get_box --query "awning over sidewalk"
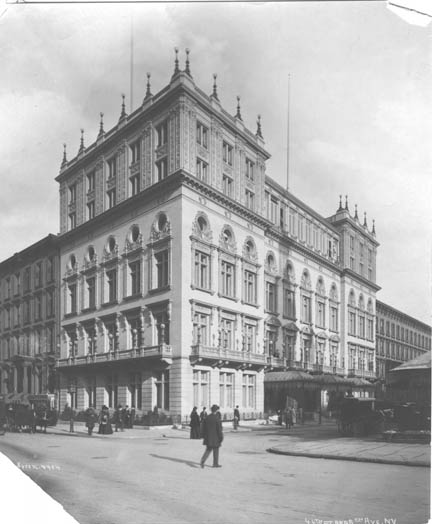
[265,371,374,391]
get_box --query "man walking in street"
[200,404,223,468]
[233,405,240,430]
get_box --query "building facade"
[0,235,60,397]
[375,300,431,384]
[54,53,380,420]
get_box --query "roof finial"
[145,72,152,100]
[338,194,343,211]
[235,96,242,120]
[61,143,67,167]
[98,112,104,138]
[256,114,263,138]
[344,195,349,211]
[372,219,376,236]
[78,129,85,154]
[363,211,368,228]
[211,73,219,101]
[173,47,179,75]
[185,48,191,76]
[119,93,127,121]
[354,204,359,221]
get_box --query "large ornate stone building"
[375,300,431,383]
[53,52,380,420]
[0,235,60,397]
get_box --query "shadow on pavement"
[149,453,200,469]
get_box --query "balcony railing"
[266,355,286,369]
[190,344,266,368]
[58,344,172,368]
[348,368,376,379]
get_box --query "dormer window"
[130,140,141,164]
[245,158,254,180]
[223,141,233,165]
[87,172,95,192]
[108,156,117,179]
[156,121,168,147]
[69,184,76,204]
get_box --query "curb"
[267,447,430,468]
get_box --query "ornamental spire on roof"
[372,219,376,236]
[338,194,343,212]
[78,129,85,154]
[256,114,263,138]
[98,112,105,139]
[144,72,152,100]
[173,47,180,76]
[185,48,192,77]
[61,143,67,167]
[235,96,242,120]
[119,93,127,121]
[354,204,359,221]
[363,212,368,228]
[344,195,349,211]
[211,73,219,101]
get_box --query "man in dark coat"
[200,404,223,468]
[233,406,240,430]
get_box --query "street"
[0,426,429,524]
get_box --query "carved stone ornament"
[316,278,326,297]
[242,236,258,263]
[329,284,338,301]
[283,262,296,284]
[124,233,143,254]
[300,271,312,291]
[150,212,171,242]
[192,212,213,242]
[265,251,278,274]
[219,225,237,253]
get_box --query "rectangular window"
[219,372,233,408]
[69,184,76,204]
[193,312,210,345]
[46,257,54,283]
[193,370,209,409]
[24,267,31,292]
[130,140,141,164]
[367,318,374,341]
[24,300,30,324]
[244,270,257,304]
[35,262,43,288]
[196,158,208,182]
[196,122,208,149]
[265,281,277,313]
[87,277,96,309]
[106,375,118,409]
[301,295,311,323]
[155,250,169,289]
[222,174,233,197]
[349,311,356,335]
[107,188,116,209]
[156,371,169,410]
[270,197,278,224]
[46,290,54,318]
[330,306,338,331]
[129,260,141,296]
[130,174,140,196]
[194,251,210,290]
[242,374,256,408]
[316,300,325,328]
[156,121,168,147]
[106,269,117,303]
[129,372,142,410]
[221,260,235,298]
[244,323,256,352]
[87,201,95,220]
[155,311,170,345]
[283,287,295,319]
[245,158,254,180]
[220,317,234,349]
[359,315,365,338]
[87,377,97,408]
[108,156,117,179]
[156,158,168,181]
[87,171,95,192]
[223,141,233,165]
[69,283,77,314]
[245,189,255,210]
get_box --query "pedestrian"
[277,409,283,426]
[200,404,223,468]
[189,407,201,439]
[85,407,97,436]
[114,405,124,432]
[98,405,112,434]
[291,406,297,426]
[130,407,135,429]
[233,405,240,430]
[199,407,207,437]
[284,407,293,430]
[69,409,75,433]
[124,405,131,429]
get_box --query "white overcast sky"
[0,1,430,324]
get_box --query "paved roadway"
[0,426,429,524]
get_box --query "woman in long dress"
[189,407,201,439]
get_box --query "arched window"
[348,289,356,307]
[316,277,326,296]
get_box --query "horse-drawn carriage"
[337,397,384,437]
[0,393,57,433]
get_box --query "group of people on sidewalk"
[189,405,241,439]
[80,405,135,436]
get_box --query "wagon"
[337,397,383,437]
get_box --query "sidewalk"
[266,421,431,467]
